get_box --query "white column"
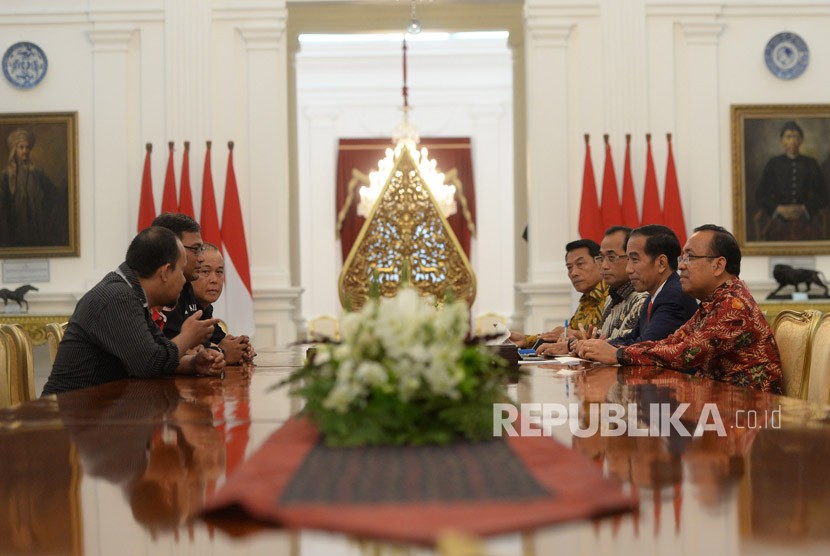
[299,106,341,319]
[523,17,572,285]
[87,28,135,281]
[237,13,301,348]
[238,18,291,290]
[679,22,726,229]
[164,0,212,154]
[468,102,514,319]
[600,0,648,187]
[508,32,528,331]
[518,7,575,332]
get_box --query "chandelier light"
[357,36,457,219]
[406,0,421,34]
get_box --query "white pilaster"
[164,0,212,145]
[87,28,135,281]
[600,0,649,178]
[236,12,299,348]
[299,106,341,320]
[524,15,573,286]
[468,102,514,319]
[237,20,291,290]
[679,21,726,229]
[521,4,579,331]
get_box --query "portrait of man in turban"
[0,125,70,250]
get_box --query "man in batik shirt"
[578,225,783,394]
[596,226,647,340]
[510,239,609,349]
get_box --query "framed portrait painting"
[732,104,830,256]
[0,112,79,258]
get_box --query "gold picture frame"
[0,111,79,257]
[731,104,830,256]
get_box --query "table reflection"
[0,354,829,555]
[530,363,830,548]
[0,426,82,555]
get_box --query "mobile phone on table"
[518,348,544,361]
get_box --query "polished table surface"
[2,348,829,555]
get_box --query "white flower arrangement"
[284,287,510,446]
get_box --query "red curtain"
[336,138,476,262]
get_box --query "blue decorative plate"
[2,41,48,89]
[764,32,809,80]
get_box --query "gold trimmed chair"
[308,315,340,341]
[806,312,830,405]
[0,324,37,405]
[0,330,11,409]
[45,322,68,364]
[474,312,508,337]
[771,309,821,399]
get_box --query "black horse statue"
[0,284,39,312]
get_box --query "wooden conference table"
[1,348,829,555]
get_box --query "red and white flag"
[200,141,222,246]
[578,134,604,244]
[178,141,195,218]
[161,141,178,214]
[220,141,255,337]
[662,133,687,246]
[200,141,225,318]
[641,134,663,225]
[600,134,623,230]
[137,143,156,231]
[620,134,640,228]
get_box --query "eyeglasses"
[183,244,206,255]
[594,253,629,264]
[677,254,718,265]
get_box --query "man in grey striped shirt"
[43,227,224,395]
[597,226,648,340]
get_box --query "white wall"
[4,0,830,344]
[295,35,515,328]
[520,0,830,332]
[0,0,300,347]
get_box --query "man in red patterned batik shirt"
[578,224,783,394]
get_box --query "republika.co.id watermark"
[493,403,782,438]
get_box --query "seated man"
[611,224,698,346]
[511,239,609,349]
[151,212,206,339]
[577,225,783,394]
[595,226,647,340]
[552,225,696,357]
[192,243,255,364]
[43,227,224,395]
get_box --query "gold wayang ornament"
[338,143,476,310]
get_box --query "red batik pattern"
[620,279,783,394]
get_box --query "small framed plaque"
[2,259,50,283]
